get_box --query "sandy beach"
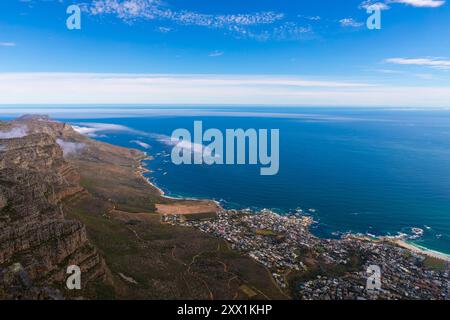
[137,159,221,215]
[393,239,450,262]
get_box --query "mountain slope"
[0,116,285,300]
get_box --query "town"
[163,209,449,300]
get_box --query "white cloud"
[88,0,161,20]
[157,26,172,33]
[387,0,445,7]
[72,122,146,136]
[0,42,16,47]
[359,1,391,10]
[339,18,364,27]
[83,0,312,41]
[164,10,284,27]
[217,22,311,42]
[253,22,312,41]
[375,69,404,74]
[85,1,283,27]
[414,73,435,80]
[298,15,321,21]
[386,57,450,69]
[56,139,85,156]
[360,0,445,9]
[0,125,28,139]
[0,72,450,107]
[374,68,436,80]
[208,50,224,57]
[131,140,151,149]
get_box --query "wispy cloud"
[298,15,321,21]
[375,69,404,74]
[360,0,445,9]
[374,68,436,80]
[1,72,450,107]
[87,0,284,26]
[0,125,28,139]
[208,50,224,57]
[339,18,364,27]
[157,26,172,33]
[0,42,16,47]
[131,140,151,149]
[386,57,450,69]
[387,0,445,7]
[84,0,283,27]
[72,122,147,137]
[359,1,391,10]
[414,73,435,80]
[56,139,86,156]
[250,22,312,41]
[81,0,310,41]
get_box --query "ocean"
[6,106,450,255]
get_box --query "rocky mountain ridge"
[0,118,106,299]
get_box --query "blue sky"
[0,0,449,106]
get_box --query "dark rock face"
[0,129,106,299]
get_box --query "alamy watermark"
[366,264,382,292]
[170,121,279,176]
[66,5,81,30]
[66,265,81,290]
[366,4,382,30]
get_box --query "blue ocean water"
[52,107,450,255]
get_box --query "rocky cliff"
[0,120,106,299]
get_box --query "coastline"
[393,239,450,262]
[137,159,204,199]
[136,152,450,264]
[136,159,223,213]
[137,162,168,197]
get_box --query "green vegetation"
[255,229,279,236]
[64,192,286,299]
[423,257,447,271]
